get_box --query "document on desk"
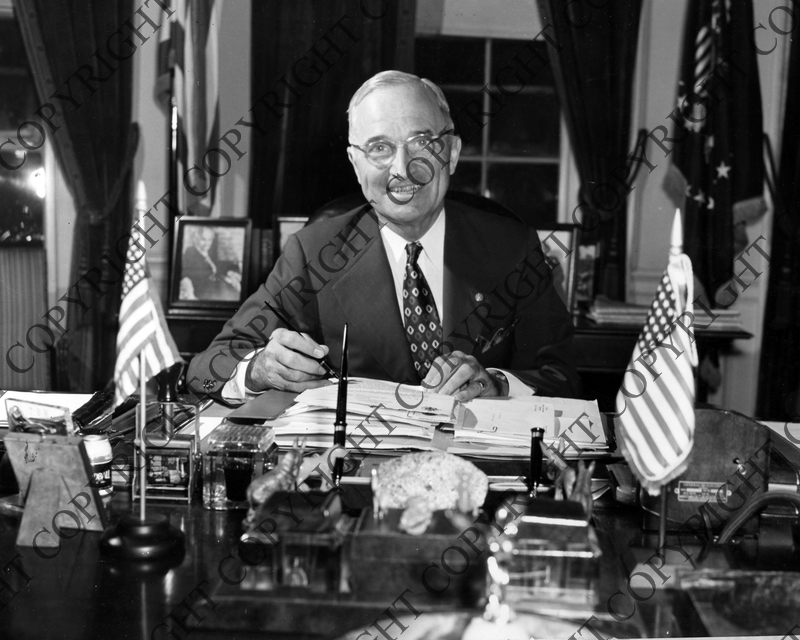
[268,410,436,450]
[294,377,456,424]
[453,396,607,454]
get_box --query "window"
[0,15,44,245]
[415,36,561,227]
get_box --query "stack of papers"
[268,378,456,451]
[449,396,608,459]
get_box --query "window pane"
[488,91,559,158]
[487,164,558,227]
[448,161,481,196]
[491,39,556,87]
[0,18,30,69]
[0,75,38,131]
[0,149,45,245]
[443,89,483,156]
[415,36,485,86]
[0,18,36,132]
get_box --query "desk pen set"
[238,324,351,592]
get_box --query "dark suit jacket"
[187,200,581,401]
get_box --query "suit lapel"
[443,203,497,355]
[332,210,418,384]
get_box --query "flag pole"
[657,208,684,550]
[658,484,668,550]
[139,350,147,521]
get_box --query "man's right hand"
[245,328,332,392]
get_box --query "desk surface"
[1,484,798,639]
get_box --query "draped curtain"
[13,0,138,391]
[535,0,642,300]
[249,0,415,223]
[756,33,800,421]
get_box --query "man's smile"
[387,183,423,195]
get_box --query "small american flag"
[114,202,182,406]
[615,249,698,494]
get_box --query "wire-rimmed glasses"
[349,129,454,168]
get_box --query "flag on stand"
[615,211,698,495]
[663,0,764,301]
[156,0,223,218]
[114,183,183,406]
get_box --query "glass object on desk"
[203,423,278,510]
[5,398,75,435]
[132,402,200,503]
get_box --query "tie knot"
[405,242,422,266]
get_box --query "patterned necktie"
[403,242,443,379]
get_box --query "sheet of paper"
[295,377,456,422]
[454,396,606,449]
[459,397,553,437]
[176,416,226,441]
[761,421,800,449]
[550,397,605,444]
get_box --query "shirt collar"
[380,208,446,270]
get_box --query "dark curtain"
[535,0,642,300]
[756,34,800,421]
[14,0,138,391]
[249,0,415,224]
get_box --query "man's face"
[347,84,461,239]
[194,228,215,253]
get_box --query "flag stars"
[693,189,706,206]
[716,161,731,179]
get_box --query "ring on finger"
[475,379,486,393]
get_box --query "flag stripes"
[615,255,698,494]
[114,222,182,406]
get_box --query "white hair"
[347,70,453,139]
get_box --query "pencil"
[264,300,339,379]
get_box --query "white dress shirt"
[222,208,533,401]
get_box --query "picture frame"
[536,224,579,315]
[169,217,252,313]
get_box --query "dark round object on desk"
[99,513,185,562]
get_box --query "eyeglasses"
[349,129,454,168]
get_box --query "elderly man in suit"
[187,70,580,402]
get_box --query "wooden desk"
[3,481,798,639]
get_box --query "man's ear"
[346,146,360,178]
[448,135,462,176]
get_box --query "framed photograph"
[169,217,252,312]
[536,224,579,315]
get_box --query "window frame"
[416,34,579,226]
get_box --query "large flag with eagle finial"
[663,0,764,302]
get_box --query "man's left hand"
[421,351,508,401]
